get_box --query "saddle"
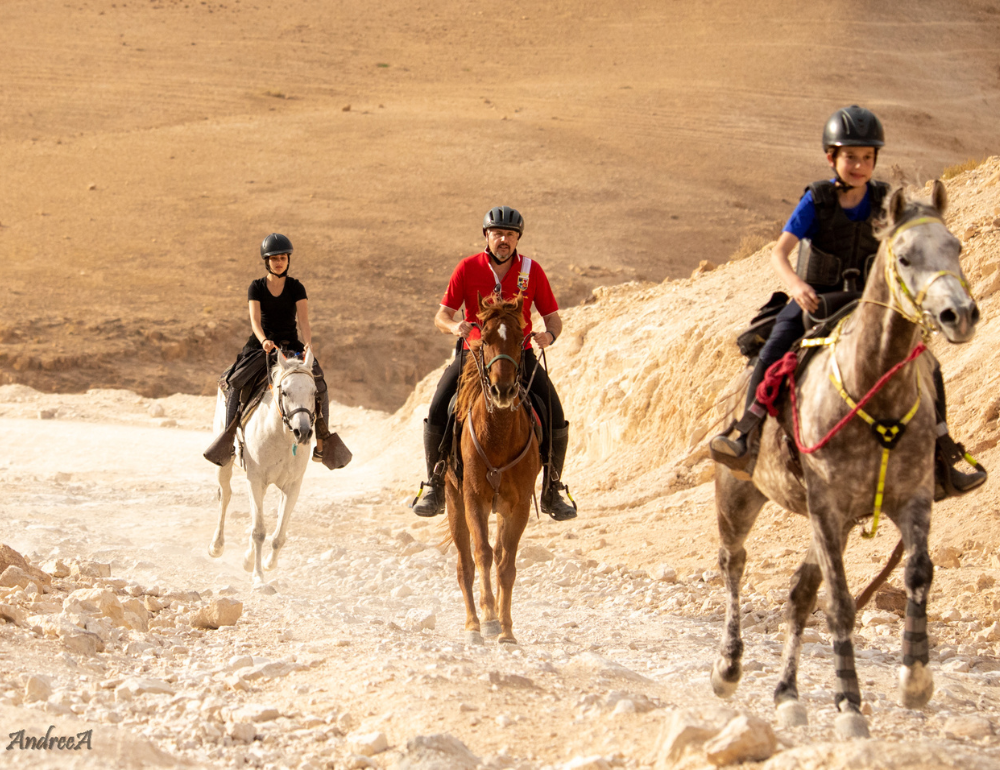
[441,390,543,484]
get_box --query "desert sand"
[2,2,1000,769]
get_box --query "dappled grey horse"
[208,349,317,588]
[711,181,979,737]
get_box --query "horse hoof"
[776,700,808,728]
[481,620,501,638]
[207,543,224,559]
[465,631,484,646]
[498,634,518,645]
[834,711,870,739]
[711,658,741,698]
[242,553,254,572]
[264,555,278,572]
[898,661,934,709]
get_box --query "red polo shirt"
[441,251,559,349]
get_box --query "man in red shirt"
[411,206,577,521]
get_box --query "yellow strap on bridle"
[883,216,971,341]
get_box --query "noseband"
[882,216,972,339]
[272,366,317,434]
[470,321,526,414]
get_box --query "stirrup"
[541,482,577,521]
[935,440,987,500]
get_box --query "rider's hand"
[261,339,277,353]
[532,331,555,349]
[454,321,474,338]
[789,278,819,314]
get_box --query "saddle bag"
[736,291,789,359]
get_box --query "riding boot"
[709,358,768,470]
[930,364,987,499]
[204,387,242,466]
[412,420,447,517]
[312,377,331,462]
[540,422,577,521]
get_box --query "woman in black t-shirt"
[204,233,333,466]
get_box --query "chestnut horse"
[446,294,541,645]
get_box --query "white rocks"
[651,706,736,769]
[703,714,777,766]
[347,731,388,756]
[23,675,52,703]
[976,621,1000,642]
[227,655,254,671]
[115,677,175,698]
[760,740,996,770]
[943,715,994,739]
[396,733,480,770]
[190,598,243,629]
[652,564,677,583]
[939,608,962,623]
[391,585,413,599]
[243,659,297,680]
[229,721,257,743]
[860,610,897,628]
[517,544,555,568]
[562,756,612,770]
[231,703,280,723]
[404,608,436,631]
[564,652,650,683]
[0,565,38,589]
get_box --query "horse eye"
[898,257,911,268]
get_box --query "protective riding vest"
[796,180,890,291]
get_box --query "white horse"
[208,349,317,588]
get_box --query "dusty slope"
[0,162,998,769]
[2,0,999,409]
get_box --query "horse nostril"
[971,304,981,325]
[939,308,957,326]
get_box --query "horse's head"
[271,348,317,445]
[883,180,979,343]
[473,293,526,410]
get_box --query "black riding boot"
[412,420,447,517]
[709,358,769,470]
[931,364,987,500]
[204,387,242,466]
[541,422,577,521]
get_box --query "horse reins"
[786,215,972,538]
[269,357,317,436]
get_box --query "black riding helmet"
[482,206,524,236]
[823,106,884,152]
[260,233,293,277]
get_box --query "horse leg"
[264,477,303,572]
[466,492,499,638]
[810,509,869,738]
[712,469,767,698]
[243,476,268,587]
[208,458,234,558]
[896,499,935,708]
[773,542,822,728]
[447,477,482,643]
[495,505,529,645]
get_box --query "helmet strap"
[264,258,290,278]
[486,247,515,266]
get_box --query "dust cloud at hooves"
[2,2,1000,769]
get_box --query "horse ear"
[888,187,907,225]
[514,293,524,313]
[277,349,291,370]
[469,338,483,351]
[931,179,948,215]
[477,291,487,313]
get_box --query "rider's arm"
[535,311,561,348]
[770,232,819,313]
[296,299,312,348]
[249,300,276,353]
[435,305,473,338]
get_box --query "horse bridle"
[880,215,972,339]
[271,365,317,434]
[469,321,529,414]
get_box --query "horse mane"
[873,188,941,241]
[455,295,526,419]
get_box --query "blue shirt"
[782,179,874,240]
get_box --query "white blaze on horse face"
[497,322,508,342]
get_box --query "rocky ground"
[1,380,999,770]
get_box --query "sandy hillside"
[2,0,1000,411]
[0,164,999,769]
